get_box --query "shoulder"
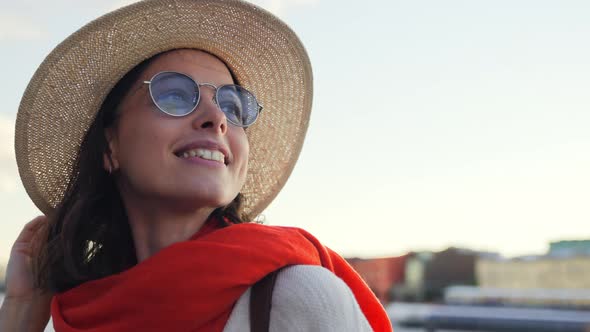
[273,265,357,310]
[224,265,373,332]
[270,265,373,331]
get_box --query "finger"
[14,216,48,243]
[11,241,35,256]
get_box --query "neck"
[123,195,216,263]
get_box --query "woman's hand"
[0,216,53,331]
[5,216,50,300]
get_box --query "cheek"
[233,130,250,181]
[116,117,170,170]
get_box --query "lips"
[174,141,230,165]
[179,148,225,164]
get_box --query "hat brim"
[15,0,313,220]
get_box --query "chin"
[161,178,241,208]
[176,188,236,209]
[200,195,235,209]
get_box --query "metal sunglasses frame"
[143,71,263,127]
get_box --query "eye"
[157,90,194,106]
[219,101,242,122]
[158,89,191,101]
[153,89,197,116]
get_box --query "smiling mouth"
[175,148,228,165]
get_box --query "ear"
[103,127,120,173]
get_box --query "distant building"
[476,255,590,289]
[346,255,407,303]
[391,248,491,302]
[391,251,433,302]
[549,239,590,257]
[423,248,480,298]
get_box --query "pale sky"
[1,0,589,263]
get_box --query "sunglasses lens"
[150,72,198,116]
[217,85,260,127]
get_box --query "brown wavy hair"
[34,51,248,293]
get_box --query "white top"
[223,265,374,332]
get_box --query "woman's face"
[106,49,249,210]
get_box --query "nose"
[191,87,228,134]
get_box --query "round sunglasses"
[143,71,263,127]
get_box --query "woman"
[0,0,392,331]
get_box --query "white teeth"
[202,150,212,160]
[179,148,225,163]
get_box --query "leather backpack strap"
[250,269,281,332]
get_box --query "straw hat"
[15,0,312,220]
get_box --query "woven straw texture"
[15,0,313,220]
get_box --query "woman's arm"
[0,294,52,332]
[0,216,52,332]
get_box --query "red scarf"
[51,220,392,332]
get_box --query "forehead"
[143,49,234,84]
